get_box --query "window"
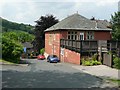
[54,33,56,40]
[49,34,52,45]
[80,33,84,40]
[86,31,94,40]
[68,35,70,39]
[61,48,64,55]
[67,31,77,40]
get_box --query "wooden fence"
[107,40,120,57]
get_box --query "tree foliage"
[113,55,120,69]
[111,12,120,40]
[2,36,23,63]
[2,31,35,63]
[1,17,34,34]
[1,17,35,63]
[3,31,35,43]
[33,14,58,51]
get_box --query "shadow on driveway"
[19,59,31,64]
[2,70,103,88]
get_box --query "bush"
[40,48,45,55]
[81,58,92,66]
[113,56,120,69]
[91,53,98,61]
[84,61,93,66]
[81,54,101,66]
[2,36,23,63]
[2,31,35,63]
[82,60,101,66]
[91,60,102,65]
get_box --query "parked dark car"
[37,54,45,60]
[47,55,60,63]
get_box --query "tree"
[2,36,23,63]
[3,31,35,43]
[1,17,34,34]
[33,14,58,51]
[2,31,35,63]
[111,12,120,40]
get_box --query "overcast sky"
[0,0,119,25]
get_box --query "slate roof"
[45,13,112,32]
[96,20,111,29]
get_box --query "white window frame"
[80,32,84,40]
[67,31,77,40]
[86,31,94,40]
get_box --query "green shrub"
[90,60,95,65]
[81,58,85,65]
[95,60,101,65]
[91,60,102,65]
[2,36,23,63]
[40,48,45,55]
[81,58,92,66]
[96,61,102,65]
[91,53,98,61]
[81,57,102,66]
[113,56,120,69]
[84,61,92,66]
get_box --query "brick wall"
[94,31,111,40]
[60,31,67,39]
[45,31,61,59]
[60,48,80,65]
[45,32,52,55]
[45,30,111,65]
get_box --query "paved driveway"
[1,59,116,88]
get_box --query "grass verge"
[0,59,15,64]
[107,78,120,86]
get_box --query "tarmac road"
[1,59,116,88]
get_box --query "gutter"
[44,28,112,32]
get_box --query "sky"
[0,0,119,25]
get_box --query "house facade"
[44,13,112,65]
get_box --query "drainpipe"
[80,40,82,65]
[59,30,62,62]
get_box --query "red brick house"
[44,13,112,65]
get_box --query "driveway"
[1,59,117,88]
[72,65,120,80]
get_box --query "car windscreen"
[52,55,57,58]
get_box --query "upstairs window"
[67,31,77,40]
[54,33,56,40]
[80,33,84,40]
[86,31,94,40]
[49,34,53,45]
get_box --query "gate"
[100,40,120,67]
[98,40,112,67]
[103,53,112,67]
